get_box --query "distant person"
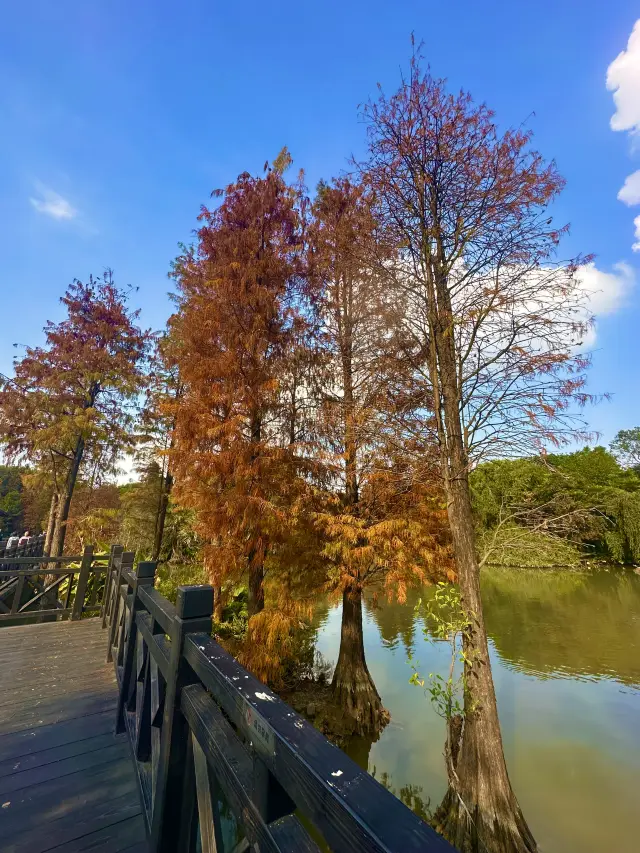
[18,531,30,546]
[6,532,19,549]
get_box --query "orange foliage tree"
[168,152,312,620]
[0,272,149,555]
[308,178,452,736]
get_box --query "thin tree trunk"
[429,267,537,852]
[38,491,62,621]
[213,584,223,621]
[50,383,98,558]
[331,273,387,737]
[51,433,85,557]
[331,584,386,736]
[248,560,265,618]
[247,411,265,618]
[152,470,172,562]
[43,492,59,558]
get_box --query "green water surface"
[313,567,640,853]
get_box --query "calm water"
[313,567,640,853]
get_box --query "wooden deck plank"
[0,740,131,795]
[0,710,116,760]
[2,793,144,853]
[42,816,147,852]
[0,732,120,777]
[0,694,117,733]
[0,674,117,710]
[0,618,147,853]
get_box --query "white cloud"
[29,185,77,220]
[607,20,640,251]
[618,169,640,205]
[607,19,640,135]
[577,261,634,317]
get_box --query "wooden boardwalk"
[0,618,147,853]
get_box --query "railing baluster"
[10,574,27,614]
[135,632,152,761]
[150,585,214,853]
[192,733,225,853]
[107,551,134,661]
[116,561,157,735]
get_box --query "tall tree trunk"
[43,492,59,558]
[51,434,85,557]
[331,275,386,737]
[246,411,265,618]
[152,470,172,562]
[248,560,265,618]
[429,270,537,852]
[213,585,223,621]
[331,584,386,736]
[50,383,98,558]
[39,491,61,621]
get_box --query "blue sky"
[1,0,639,447]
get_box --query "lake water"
[313,567,640,853]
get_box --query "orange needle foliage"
[168,152,313,623]
[308,178,453,735]
[0,272,149,555]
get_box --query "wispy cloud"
[29,184,77,220]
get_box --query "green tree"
[471,448,640,566]
[0,465,24,536]
[610,427,640,471]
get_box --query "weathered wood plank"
[41,816,147,853]
[2,792,143,853]
[0,692,116,732]
[0,732,125,778]
[0,617,103,637]
[0,741,131,795]
[0,754,136,823]
[0,665,113,695]
[0,637,110,662]
[0,673,115,709]
[0,710,115,761]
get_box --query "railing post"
[150,584,213,853]
[70,545,94,621]
[107,551,134,662]
[116,561,157,734]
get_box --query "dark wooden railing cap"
[137,561,157,579]
[176,584,214,619]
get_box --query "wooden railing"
[103,551,456,853]
[0,543,112,623]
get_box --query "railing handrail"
[0,544,114,623]
[0,555,109,565]
[104,548,457,853]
